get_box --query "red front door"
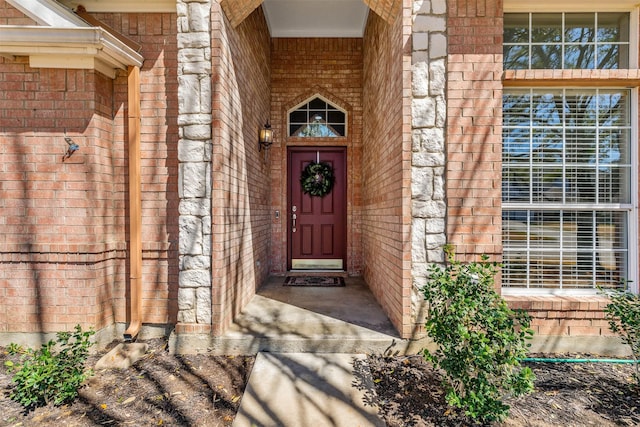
[288,147,346,270]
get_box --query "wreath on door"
[300,161,335,197]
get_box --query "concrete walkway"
[171,275,429,426]
[233,352,385,427]
[220,276,426,427]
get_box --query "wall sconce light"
[62,137,80,161]
[258,120,273,151]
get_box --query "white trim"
[29,55,116,78]
[628,88,639,293]
[58,0,176,13]
[287,94,348,138]
[503,2,640,69]
[631,9,639,70]
[0,26,144,76]
[504,0,640,12]
[502,287,601,296]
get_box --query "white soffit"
[262,0,369,38]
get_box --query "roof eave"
[0,26,144,78]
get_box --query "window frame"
[504,1,638,69]
[286,94,348,139]
[501,4,640,295]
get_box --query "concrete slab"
[233,352,384,427]
[94,343,148,370]
[171,276,432,355]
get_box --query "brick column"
[446,0,503,262]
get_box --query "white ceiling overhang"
[262,0,369,37]
[0,0,143,79]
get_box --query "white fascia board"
[6,0,89,28]
[0,26,143,76]
[58,0,176,13]
[29,55,117,78]
[505,0,640,12]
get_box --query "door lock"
[292,205,297,233]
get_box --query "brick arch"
[220,0,400,28]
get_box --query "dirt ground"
[364,353,640,427]
[1,338,639,426]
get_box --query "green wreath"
[300,161,335,197]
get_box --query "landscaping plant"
[601,285,640,383]
[4,324,95,408]
[421,247,535,423]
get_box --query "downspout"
[124,64,142,342]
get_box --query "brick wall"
[0,58,127,333]
[0,4,180,338]
[94,12,180,328]
[209,5,272,334]
[505,296,616,338]
[362,10,412,337]
[270,38,364,276]
[446,0,503,263]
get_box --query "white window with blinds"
[502,10,638,293]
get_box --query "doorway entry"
[287,147,347,270]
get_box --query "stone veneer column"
[176,0,213,329]
[410,0,448,329]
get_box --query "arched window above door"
[288,96,347,137]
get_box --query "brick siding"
[446,0,503,262]
[362,9,412,337]
[0,7,180,335]
[94,12,180,328]
[208,5,272,334]
[0,59,126,332]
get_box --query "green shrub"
[4,324,95,408]
[601,286,640,382]
[421,248,535,423]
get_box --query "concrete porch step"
[171,276,429,355]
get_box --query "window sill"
[503,69,640,87]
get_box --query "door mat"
[284,276,345,287]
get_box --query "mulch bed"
[0,339,253,427]
[1,338,639,426]
[362,353,640,426]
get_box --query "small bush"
[601,286,640,382]
[4,324,95,408]
[421,248,535,424]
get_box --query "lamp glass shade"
[259,127,273,144]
